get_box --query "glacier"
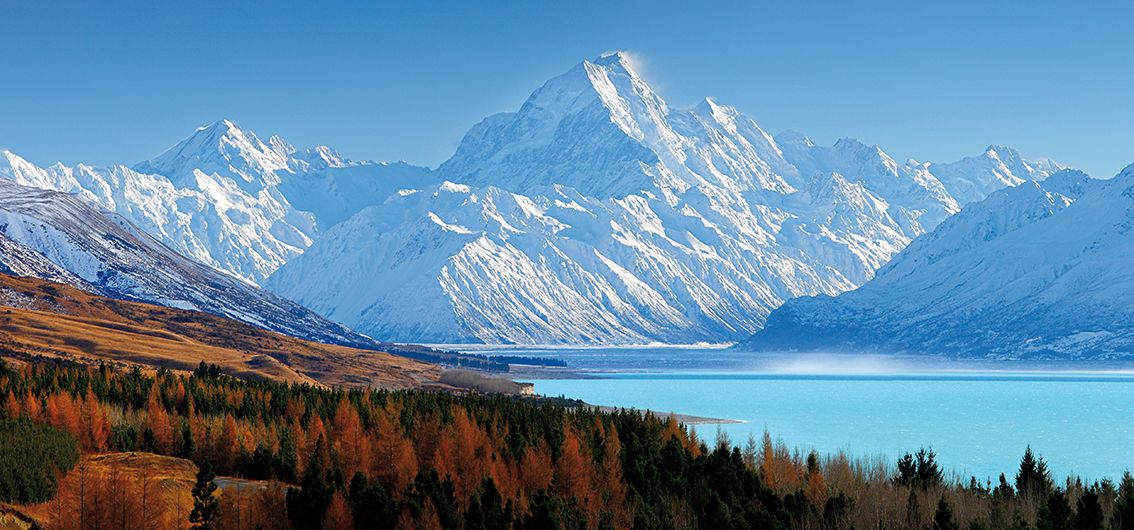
[266,52,1061,344]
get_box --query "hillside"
[0,273,438,388]
[737,167,1134,360]
[0,179,386,349]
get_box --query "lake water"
[451,345,1134,483]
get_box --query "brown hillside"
[0,273,439,388]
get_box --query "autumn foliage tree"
[4,358,1134,530]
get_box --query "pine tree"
[1074,484,1103,530]
[896,448,943,489]
[933,495,960,530]
[1016,446,1052,499]
[905,489,920,529]
[1116,473,1134,530]
[466,478,512,530]
[287,437,333,530]
[1036,488,1071,530]
[189,462,220,529]
[349,472,400,530]
[742,433,758,470]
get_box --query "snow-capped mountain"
[0,120,432,284]
[928,145,1063,205]
[0,179,373,347]
[735,166,1134,360]
[266,53,1060,344]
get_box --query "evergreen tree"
[286,439,332,530]
[822,492,853,530]
[178,422,195,459]
[1074,484,1103,530]
[742,433,758,470]
[896,448,943,489]
[905,489,921,529]
[274,428,298,483]
[466,478,513,530]
[1036,488,1071,530]
[246,442,273,480]
[933,495,961,530]
[993,473,1015,499]
[0,419,79,503]
[990,473,1016,529]
[189,462,220,530]
[521,490,564,530]
[1116,473,1134,530]
[405,469,461,529]
[349,472,400,529]
[1016,446,1052,499]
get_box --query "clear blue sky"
[2,0,1131,178]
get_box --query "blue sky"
[1,0,1131,177]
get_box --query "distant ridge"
[737,166,1134,360]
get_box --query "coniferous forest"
[0,357,1132,530]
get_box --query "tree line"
[1,357,1133,529]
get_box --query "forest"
[0,356,1132,530]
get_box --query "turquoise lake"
[453,345,1134,483]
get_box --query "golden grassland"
[0,274,439,389]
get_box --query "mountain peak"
[1117,161,1134,181]
[135,119,291,188]
[189,118,261,149]
[833,137,874,151]
[774,130,815,148]
[984,144,1022,161]
[198,118,240,134]
[0,149,24,165]
[292,145,348,170]
[577,52,646,89]
[591,51,635,71]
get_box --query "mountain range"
[1,121,431,285]
[0,52,1073,347]
[737,164,1134,360]
[266,53,1059,343]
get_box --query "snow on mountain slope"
[267,53,1061,344]
[438,54,800,199]
[278,156,433,230]
[0,121,433,283]
[0,232,97,292]
[736,167,1134,359]
[0,179,373,347]
[927,145,1063,205]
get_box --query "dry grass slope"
[0,273,439,389]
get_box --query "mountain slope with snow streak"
[736,167,1134,360]
[0,179,373,347]
[0,121,433,284]
[267,53,1060,344]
